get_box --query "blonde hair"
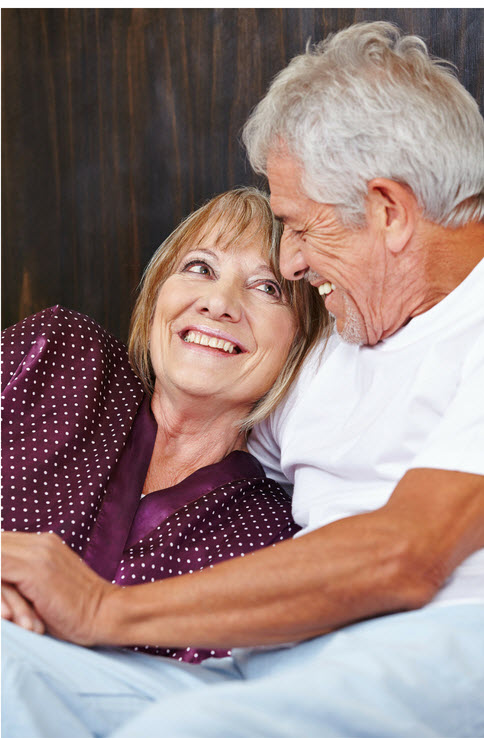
[129,187,331,431]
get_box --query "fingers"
[2,531,62,584]
[1,531,114,645]
[1,582,45,634]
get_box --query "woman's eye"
[254,281,282,298]
[183,260,211,275]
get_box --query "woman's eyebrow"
[252,263,277,277]
[183,249,276,278]
[183,248,219,260]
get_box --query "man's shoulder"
[297,331,341,384]
[263,332,342,432]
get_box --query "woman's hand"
[1,531,116,645]
[1,582,45,634]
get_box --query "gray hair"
[243,21,484,228]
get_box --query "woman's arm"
[1,582,44,634]
[2,531,109,644]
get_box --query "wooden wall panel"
[2,9,483,340]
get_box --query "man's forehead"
[267,155,302,207]
[267,151,303,189]
[267,152,310,224]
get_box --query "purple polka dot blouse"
[1,306,300,663]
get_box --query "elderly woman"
[2,187,328,664]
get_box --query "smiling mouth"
[181,330,243,354]
[317,281,336,298]
[308,273,336,298]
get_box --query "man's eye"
[183,261,211,275]
[255,281,282,298]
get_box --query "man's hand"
[1,531,116,644]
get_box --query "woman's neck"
[142,386,249,494]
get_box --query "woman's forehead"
[207,208,268,242]
[180,215,273,261]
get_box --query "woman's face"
[149,231,297,416]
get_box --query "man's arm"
[3,468,483,648]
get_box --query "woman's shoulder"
[2,305,124,349]
[1,305,143,397]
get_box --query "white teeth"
[186,332,201,344]
[183,331,237,354]
[318,282,335,296]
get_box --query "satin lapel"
[125,451,264,548]
[83,396,156,579]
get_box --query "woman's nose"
[197,282,242,322]
[279,231,309,281]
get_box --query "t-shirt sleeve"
[409,334,484,476]
[248,415,287,486]
[248,337,333,491]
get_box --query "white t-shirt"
[249,258,484,606]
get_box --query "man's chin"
[332,313,365,346]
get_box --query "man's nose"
[279,231,309,281]
[197,281,242,322]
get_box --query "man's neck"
[409,218,484,320]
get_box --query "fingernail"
[33,620,44,634]
[19,615,34,630]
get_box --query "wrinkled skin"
[267,152,433,346]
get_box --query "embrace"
[2,22,484,738]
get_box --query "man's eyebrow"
[275,214,299,227]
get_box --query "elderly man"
[2,21,484,738]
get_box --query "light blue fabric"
[3,604,484,738]
[1,620,240,738]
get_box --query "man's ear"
[367,178,418,254]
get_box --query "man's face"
[267,153,394,346]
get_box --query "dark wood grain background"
[2,8,483,341]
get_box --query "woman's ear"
[366,178,418,254]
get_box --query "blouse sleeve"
[1,306,145,556]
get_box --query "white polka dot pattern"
[1,307,300,664]
[118,477,299,662]
[1,306,144,554]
